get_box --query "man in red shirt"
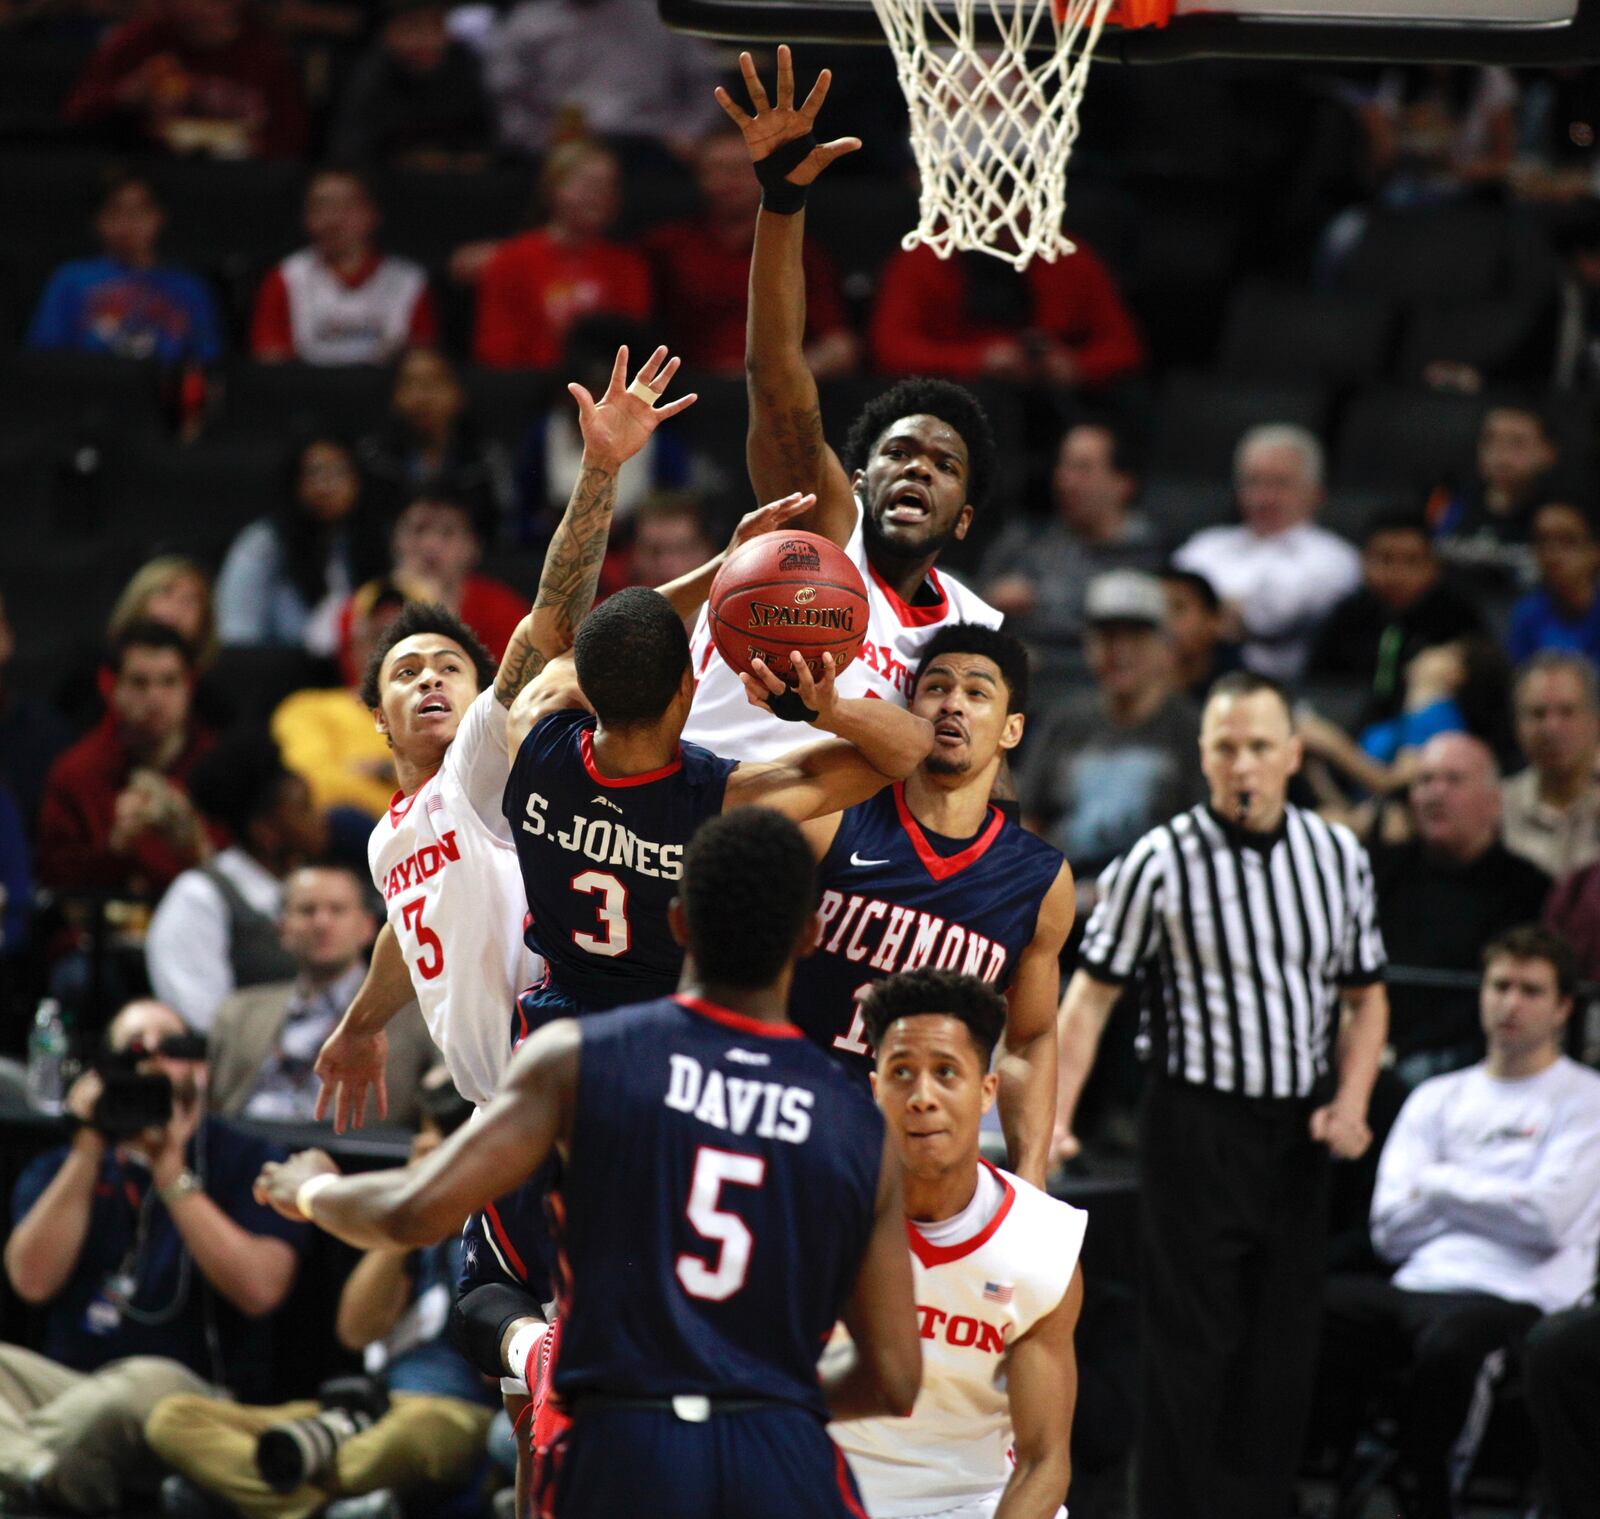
[388,493,526,659]
[473,141,650,370]
[65,0,307,159]
[644,124,857,378]
[37,622,217,900]
[252,167,436,367]
[870,239,1143,389]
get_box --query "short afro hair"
[682,809,818,988]
[861,969,1009,1068]
[844,378,996,509]
[187,729,295,838]
[913,623,1030,715]
[574,587,690,728]
[359,600,498,709]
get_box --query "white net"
[870,0,1117,269]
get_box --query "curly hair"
[843,378,996,509]
[860,968,1008,1067]
[358,600,498,709]
[913,623,1030,715]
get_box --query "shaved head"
[1413,732,1502,861]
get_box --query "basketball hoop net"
[871,0,1167,269]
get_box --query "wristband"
[768,686,820,723]
[295,1172,338,1220]
[506,1320,548,1383]
[755,134,816,215]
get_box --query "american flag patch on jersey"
[983,1281,1014,1305]
[426,793,445,817]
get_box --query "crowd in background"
[2,1,1600,1515]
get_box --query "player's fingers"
[799,65,831,119]
[768,491,813,520]
[738,51,769,113]
[713,85,752,128]
[651,352,682,391]
[313,1079,331,1124]
[606,344,628,398]
[816,138,863,168]
[333,1081,352,1136]
[374,1075,389,1122]
[750,656,786,694]
[634,343,670,390]
[776,43,794,110]
[790,650,817,696]
[566,382,595,420]
[656,392,698,421]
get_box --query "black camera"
[256,1377,390,1491]
[89,1033,206,1140]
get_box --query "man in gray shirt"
[1019,571,1205,883]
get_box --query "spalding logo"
[794,586,818,605]
[777,540,823,572]
[747,602,855,630]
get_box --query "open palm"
[715,45,862,184]
[570,344,697,470]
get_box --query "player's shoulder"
[997,809,1065,870]
[517,703,591,758]
[991,1166,1088,1279]
[679,735,740,785]
[935,565,1004,630]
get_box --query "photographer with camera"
[0,1000,309,1514]
[148,1069,497,1519]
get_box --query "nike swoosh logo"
[850,852,891,868]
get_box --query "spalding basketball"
[708,531,869,685]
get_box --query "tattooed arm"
[721,48,861,548]
[493,345,697,709]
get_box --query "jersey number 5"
[571,870,631,958]
[400,897,444,981]
[676,1147,766,1302]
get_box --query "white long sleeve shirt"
[1371,1056,1600,1314]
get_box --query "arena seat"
[210,360,393,445]
[148,159,306,270]
[1216,281,1396,389]
[1337,203,1535,309]
[803,175,921,303]
[1393,299,1548,389]
[108,435,286,565]
[1135,478,1237,549]
[0,149,105,243]
[0,349,168,443]
[371,166,538,267]
[1148,371,1329,483]
[1319,485,1416,545]
[462,366,552,456]
[1334,386,1485,493]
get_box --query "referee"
[1052,670,1388,1519]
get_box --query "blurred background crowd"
[2,1,1600,1514]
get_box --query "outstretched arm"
[494,345,697,708]
[998,864,1076,1188]
[718,47,861,545]
[656,492,814,624]
[314,923,415,1133]
[257,1019,582,1252]
[1051,971,1123,1167]
[996,1265,1083,1519]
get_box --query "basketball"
[707,531,869,685]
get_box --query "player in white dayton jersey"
[831,969,1086,1519]
[312,344,700,1124]
[681,48,1001,762]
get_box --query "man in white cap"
[1018,570,1205,885]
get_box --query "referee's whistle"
[1234,791,1253,824]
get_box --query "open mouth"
[417,695,452,719]
[934,719,966,748]
[884,484,932,525]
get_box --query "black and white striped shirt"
[1079,804,1386,1100]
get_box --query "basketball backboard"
[660,0,1600,64]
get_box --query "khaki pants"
[147,1391,493,1519]
[0,1343,217,1513]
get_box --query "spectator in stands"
[616,494,716,617]
[271,579,406,833]
[252,168,436,368]
[64,0,307,159]
[0,590,72,836]
[1502,651,1600,880]
[36,621,216,900]
[0,999,306,1513]
[473,141,651,371]
[109,556,216,668]
[26,172,222,365]
[484,0,719,160]
[1546,198,1600,391]
[1506,500,1600,665]
[328,0,495,169]
[148,1073,495,1518]
[1352,65,1517,206]
[1174,424,1362,682]
[1308,512,1485,726]
[357,346,512,532]
[207,864,432,1122]
[215,437,389,657]
[870,238,1143,390]
[1018,571,1203,881]
[643,123,857,379]
[1429,403,1562,588]
[979,421,1161,676]
[388,491,525,660]
[1317,925,1600,1519]
[1371,733,1552,1084]
[144,734,326,1033]
[1523,1298,1600,1519]
[1159,568,1241,705]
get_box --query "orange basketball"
[708,531,869,686]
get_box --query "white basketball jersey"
[279,248,427,366]
[682,499,1003,762]
[368,689,541,1105]
[831,1162,1087,1518]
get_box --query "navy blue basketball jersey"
[551,995,883,1415]
[503,710,738,1011]
[789,783,1065,1079]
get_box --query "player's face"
[911,653,1022,779]
[374,634,480,758]
[872,1015,997,1179]
[855,415,974,565]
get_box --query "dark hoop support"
[660,0,1600,64]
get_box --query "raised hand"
[726,492,816,556]
[714,46,862,184]
[314,1016,390,1134]
[570,344,697,473]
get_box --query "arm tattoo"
[753,385,824,492]
[495,460,618,707]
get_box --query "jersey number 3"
[571,870,631,958]
[400,897,444,981]
[676,1147,766,1302]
